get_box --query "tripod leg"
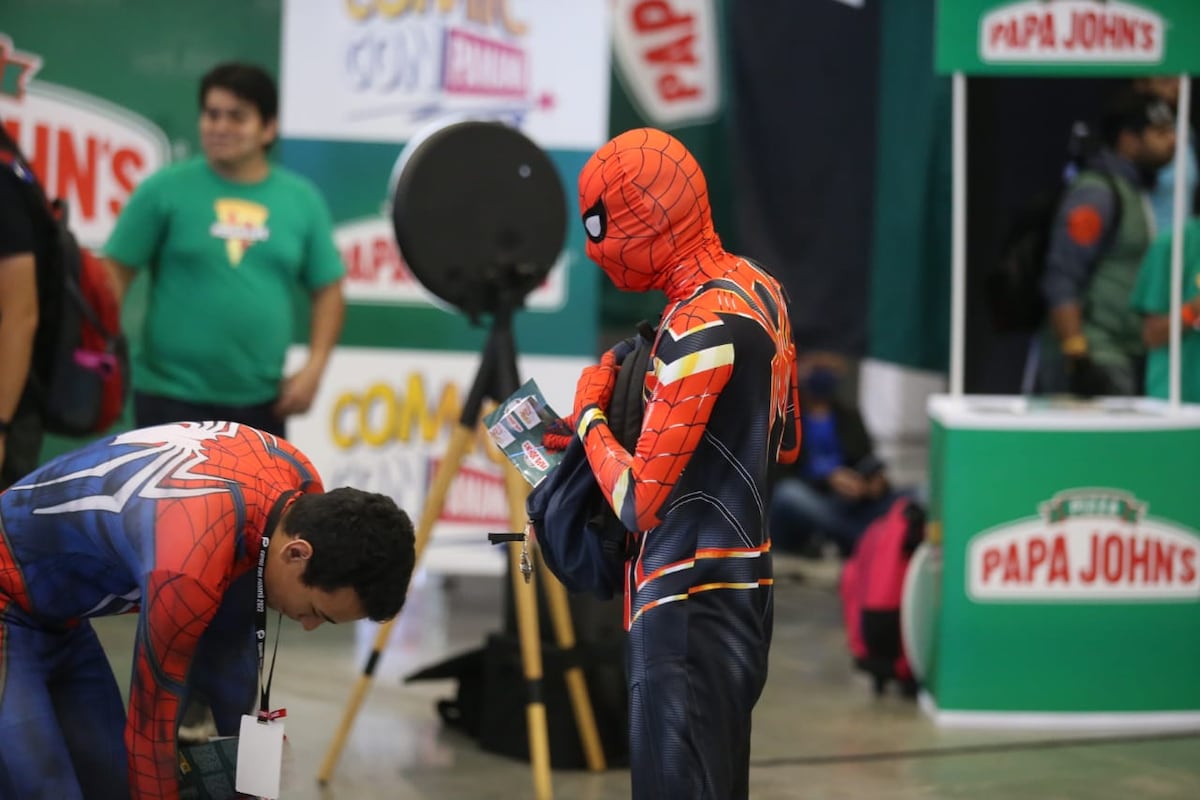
[503,465,554,800]
[316,617,395,785]
[414,425,478,559]
[317,423,477,786]
[535,559,608,771]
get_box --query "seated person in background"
[768,354,900,558]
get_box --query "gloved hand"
[572,338,637,439]
[1065,355,1114,398]
[543,415,575,452]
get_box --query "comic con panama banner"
[0,1,610,574]
[277,1,609,573]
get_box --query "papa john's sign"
[612,0,721,127]
[0,34,170,249]
[967,489,1200,602]
[936,0,1200,76]
[981,0,1162,63]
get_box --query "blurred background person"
[1131,215,1200,403]
[1038,87,1177,397]
[768,353,902,559]
[1133,76,1198,232]
[0,124,49,489]
[103,62,345,439]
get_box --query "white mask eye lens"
[582,197,607,242]
[585,215,602,238]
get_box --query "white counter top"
[927,394,1200,431]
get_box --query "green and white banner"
[277,1,608,356]
[936,0,1200,76]
[0,37,171,250]
[0,1,282,459]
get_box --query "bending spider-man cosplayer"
[571,128,801,799]
[0,421,415,799]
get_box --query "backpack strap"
[2,147,118,347]
[1073,169,1126,288]
[60,254,119,341]
[1077,169,1126,247]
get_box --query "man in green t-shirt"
[1130,219,1200,403]
[104,62,345,438]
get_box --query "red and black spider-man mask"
[577,127,721,293]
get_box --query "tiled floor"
[93,556,1200,799]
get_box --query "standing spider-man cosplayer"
[572,128,801,798]
[0,421,416,799]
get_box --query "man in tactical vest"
[1039,87,1177,397]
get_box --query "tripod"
[317,292,606,798]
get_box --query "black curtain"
[728,0,882,356]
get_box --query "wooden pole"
[535,556,607,771]
[502,465,553,799]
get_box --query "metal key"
[486,528,534,585]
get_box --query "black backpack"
[0,147,129,436]
[526,320,656,599]
[985,123,1123,333]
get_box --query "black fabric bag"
[526,321,656,600]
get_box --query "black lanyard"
[256,490,297,719]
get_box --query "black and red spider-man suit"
[0,422,320,799]
[572,128,801,799]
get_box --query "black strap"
[1082,169,1126,286]
[59,247,119,340]
[256,489,299,718]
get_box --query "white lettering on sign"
[980,0,1163,63]
[337,5,533,126]
[430,457,511,526]
[520,439,549,472]
[612,0,720,126]
[333,215,567,309]
[967,490,1200,601]
[443,28,527,98]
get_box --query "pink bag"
[838,496,925,696]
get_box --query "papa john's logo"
[210,199,270,266]
[967,489,1200,602]
[521,439,549,473]
[981,0,1164,64]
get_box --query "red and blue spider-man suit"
[0,421,322,799]
[573,128,802,799]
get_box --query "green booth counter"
[908,394,1200,730]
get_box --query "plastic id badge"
[236,714,285,798]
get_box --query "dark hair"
[1099,87,1174,147]
[198,62,279,124]
[285,488,416,622]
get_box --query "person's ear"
[262,117,279,149]
[284,538,313,563]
